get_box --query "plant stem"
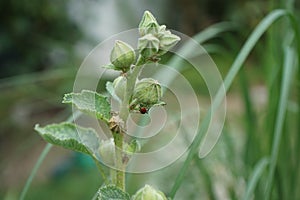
[114,56,145,191]
[113,132,125,190]
[119,57,145,121]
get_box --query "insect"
[139,107,147,114]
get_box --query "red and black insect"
[139,107,148,114]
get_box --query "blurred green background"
[1,0,299,199]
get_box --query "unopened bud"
[132,78,162,108]
[110,40,135,72]
[139,11,159,36]
[112,76,127,100]
[138,34,160,58]
[159,32,180,51]
[132,185,167,200]
[98,138,115,166]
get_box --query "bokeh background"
[1,0,299,199]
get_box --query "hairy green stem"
[113,132,125,190]
[114,56,145,191]
[119,57,145,121]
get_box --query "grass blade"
[240,68,259,166]
[20,111,81,200]
[243,157,269,200]
[265,46,295,199]
[170,22,234,65]
[156,22,234,87]
[194,155,217,200]
[19,143,52,200]
[169,9,287,198]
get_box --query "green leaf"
[243,157,269,200]
[153,101,166,107]
[35,122,100,156]
[125,139,141,154]
[102,63,117,70]
[106,81,121,102]
[97,185,130,200]
[63,90,111,122]
[265,46,295,199]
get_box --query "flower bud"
[110,40,135,72]
[158,25,167,33]
[139,11,159,36]
[98,138,115,166]
[138,34,160,58]
[132,78,162,108]
[159,33,181,51]
[132,185,167,200]
[112,76,127,100]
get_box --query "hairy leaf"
[63,90,111,122]
[35,122,100,156]
[106,81,121,102]
[97,185,130,200]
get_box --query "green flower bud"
[139,11,159,36]
[132,78,162,108]
[112,76,127,100]
[132,185,167,200]
[138,34,160,58]
[158,25,167,33]
[110,40,136,72]
[98,138,115,166]
[156,25,180,56]
[159,32,180,51]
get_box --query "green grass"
[169,8,300,199]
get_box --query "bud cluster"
[106,11,180,73]
[138,11,180,60]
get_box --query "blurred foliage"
[0,0,82,78]
[167,0,270,36]
[0,0,84,195]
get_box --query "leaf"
[125,139,141,154]
[102,63,119,71]
[153,101,166,107]
[97,185,130,200]
[63,90,111,122]
[35,122,100,156]
[106,81,121,102]
[243,157,269,200]
[265,46,295,198]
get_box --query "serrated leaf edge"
[97,185,130,200]
[34,122,100,156]
[62,90,111,122]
